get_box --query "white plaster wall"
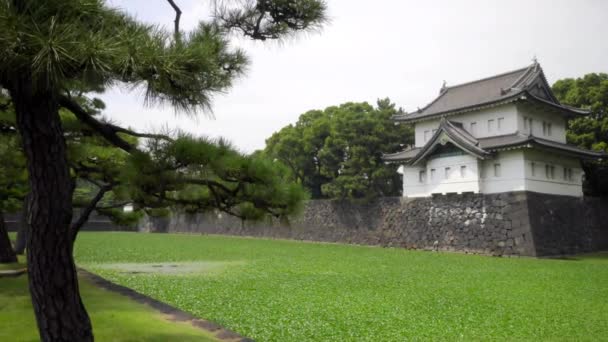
[521,149,583,196]
[403,154,481,197]
[516,104,567,143]
[414,119,440,147]
[402,166,427,197]
[403,148,584,197]
[479,150,526,194]
[413,105,519,147]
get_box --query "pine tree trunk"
[10,80,94,342]
[0,211,17,263]
[14,195,29,254]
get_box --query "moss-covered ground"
[74,232,608,341]
[0,256,217,342]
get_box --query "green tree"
[552,73,608,195]
[0,127,26,263]
[0,1,325,340]
[264,99,414,200]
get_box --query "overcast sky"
[102,0,608,153]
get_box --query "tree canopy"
[263,99,413,200]
[553,73,608,195]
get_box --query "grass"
[0,257,217,341]
[74,232,608,341]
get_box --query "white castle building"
[384,62,605,197]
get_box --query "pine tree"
[0,1,325,340]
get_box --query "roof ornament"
[532,55,539,70]
[440,80,447,94]
[417,107,422,113]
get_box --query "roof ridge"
[395,91,524,122]
[410,87,450,115]
[507,64,537,90]
[445,64,533,90]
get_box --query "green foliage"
[124,134,308,221]
[264,98,413,199]
[76,233,608,341]
[553,73,608,151]
[0,96,26,213]
[553,73,608,195]
[215,0,327,41]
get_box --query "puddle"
[93,261,243,276]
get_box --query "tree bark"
[0,211,18,263]
[14,195,29,255]
[10,80,93,342]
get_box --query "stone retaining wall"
[4,211,132,232]
[139,191,608,257]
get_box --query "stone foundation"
[138,192,608,257]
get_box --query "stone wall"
[4,211,132,232]
[139,191,608,257]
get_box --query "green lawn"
[74,232,608,341]
[0,257,217,342]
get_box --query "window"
[543,121,551,135]
[563,168,573,181]
[424,130,430,142]
[470,122,477,135]
[542,122,552,136]
[460,165,466,178]
[430,168,436,180]
[488,119,495,132]
[525,117,534,134]
[445,167,451,179]
[419,170,426,183]
[494,163,501,177]
[545,164,555,179]
[529,118,534,134]
[531,162,536,176]
[497,117,504,131]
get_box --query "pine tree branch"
[59,95,173,153]
[95,201,131,210]
[59,95,135,153]
[166,0,182,42]
[0,123,17,134]
[71,183,112,242]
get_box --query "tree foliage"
[264,99,413,200]
[553,73,608,196]
[0,1,326,339]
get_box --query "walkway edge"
[78,268,253,342]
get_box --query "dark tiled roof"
[383,118,491,163]
[479,133,606,158]
[383,147,421,162]
[393,62,589,122]
[407,119,490,165]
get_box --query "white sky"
[102,0,608,153]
